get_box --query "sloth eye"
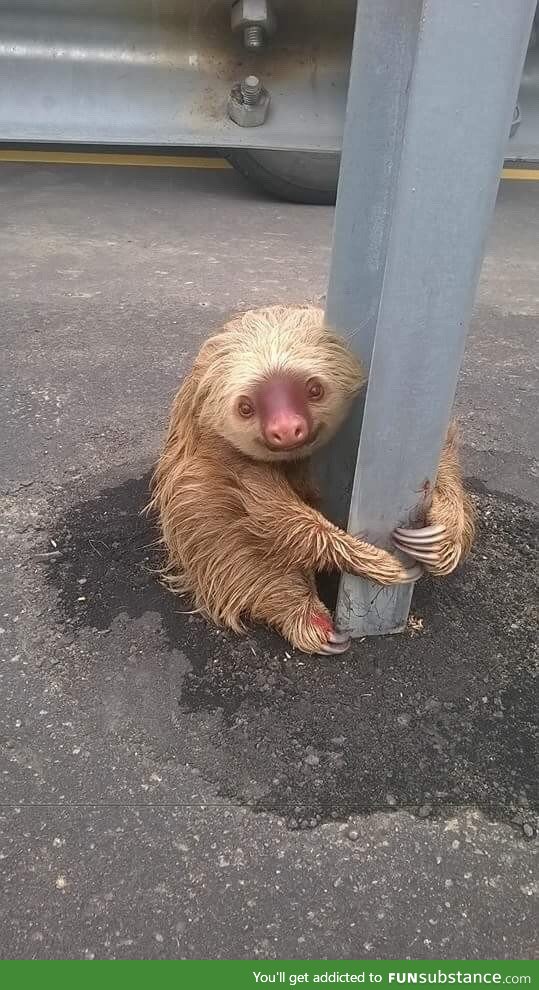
[237,397,255,418]
[306,378,324,401]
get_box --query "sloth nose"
[265,414,309,449]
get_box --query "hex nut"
[227,82,270,127]
[231,0,276,37]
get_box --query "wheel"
[227,150,340,205]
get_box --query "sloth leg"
[250,567,350,656]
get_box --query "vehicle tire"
[227,150,340,205]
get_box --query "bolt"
[240,75,262,105]
[227,77,270,126]
[243,24,265,49]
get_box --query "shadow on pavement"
[46,470,537,830]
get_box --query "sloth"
[149,305,475,655]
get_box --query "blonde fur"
[149,305,475,653]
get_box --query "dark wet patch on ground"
[46,473,538,829]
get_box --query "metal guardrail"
[0,0,537,161]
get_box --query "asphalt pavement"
[0,162,537,959]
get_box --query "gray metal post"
[323,0,535,636]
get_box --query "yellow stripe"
[501,167,539,181]
[0,150,537,180]
[0,149,231,169]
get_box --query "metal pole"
[323,0,535,636]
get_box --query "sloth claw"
[400,563,423,583]
[318,634,351,655]
[328,629,351,644]
[393,523,448,565]
[395,546,440,564]
[394,524,446,545]
[391,523,466,575]
[310,612,351,655]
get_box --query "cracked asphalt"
[0,164,537,959]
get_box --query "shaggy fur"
[421,422,476,575]
[148,305,475,654]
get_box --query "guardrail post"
[322,0,535,635]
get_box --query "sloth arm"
[238,464,420,586]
